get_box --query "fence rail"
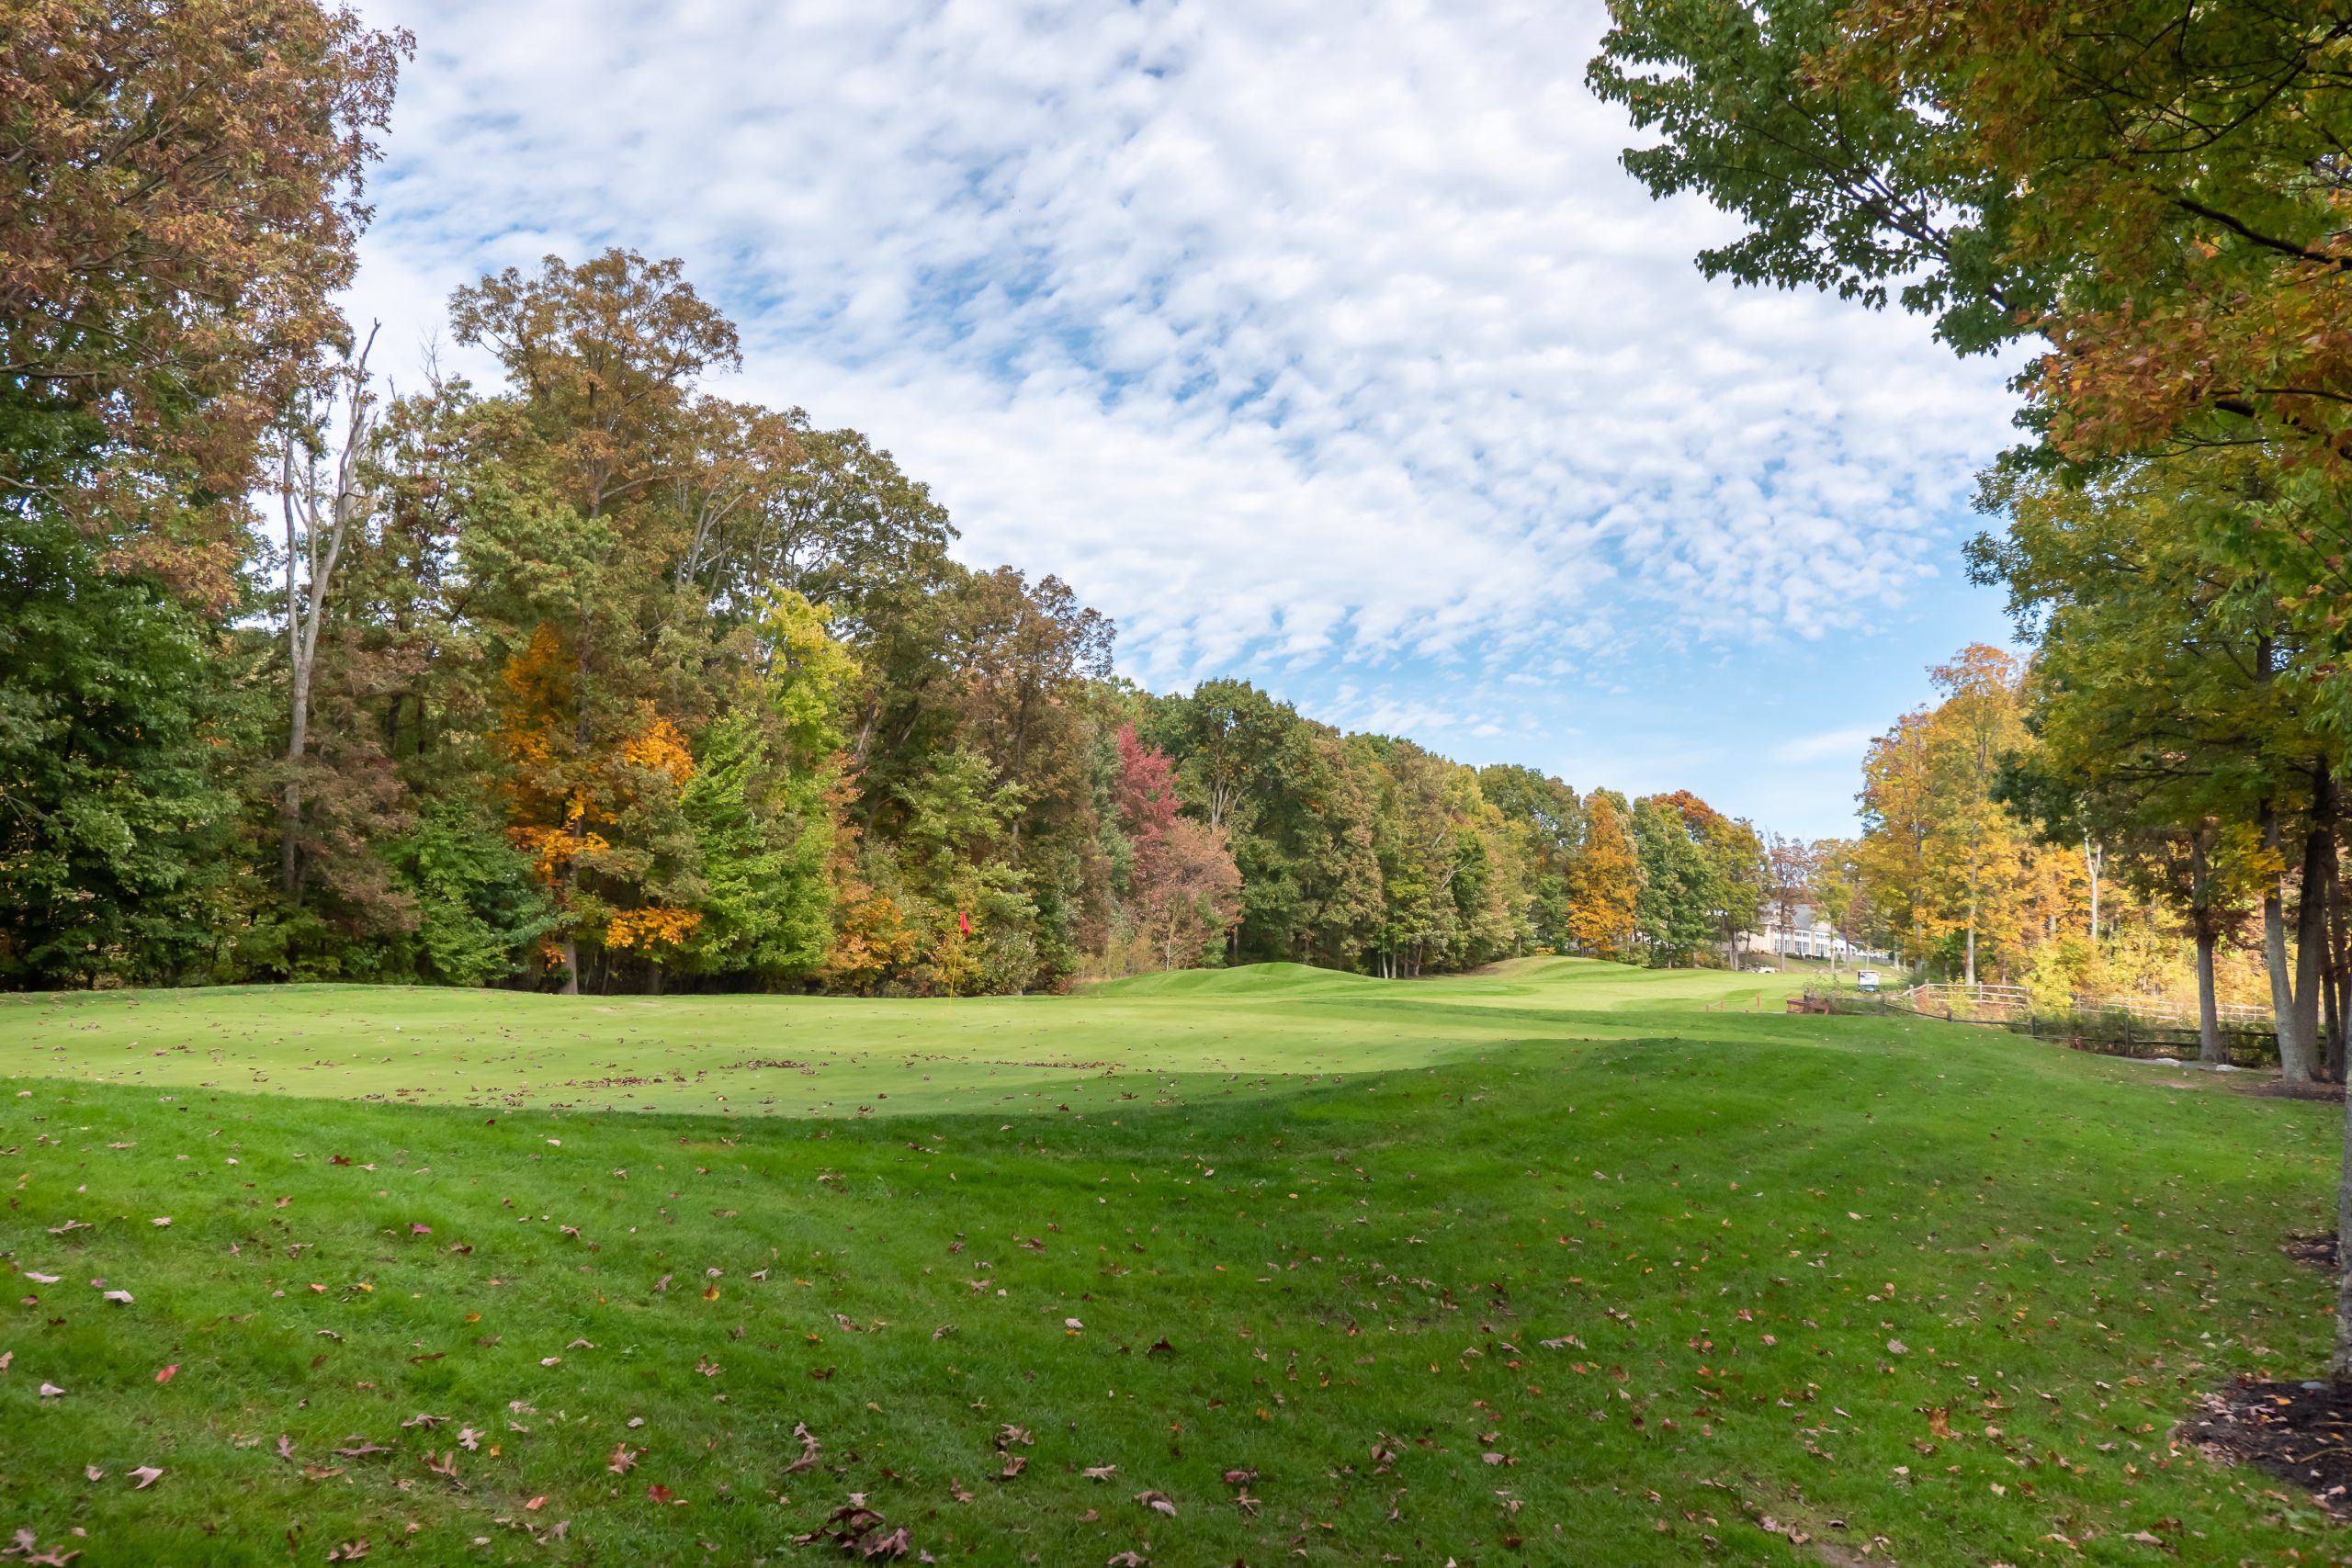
[1804,986,2280,1069]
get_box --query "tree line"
[2,1,1822,997]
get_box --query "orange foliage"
[621,716,695,788]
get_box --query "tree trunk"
[1964,897,1978,987]
[2266,803,2313,1080]
[559,933,579,996]
[2300,768,2335,1078]
[2084,837,2103,944]
[2193,834,2223,1066]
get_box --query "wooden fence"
[1803,986,2279,1068]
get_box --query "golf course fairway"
[0,959,2336,1565]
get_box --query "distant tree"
[1568,792,1640,962]
[1765,834,1819,965]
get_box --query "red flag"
[958,910,972,936]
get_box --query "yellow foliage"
[605,906,702,953]
[622,714,695,788]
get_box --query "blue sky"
[345,0,2024,840]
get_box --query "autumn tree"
[1568,791,1641,962]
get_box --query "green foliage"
[390,798,562,987]
[0,513,243,987]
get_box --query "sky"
[343,0,2026,840]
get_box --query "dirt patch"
[2285,1232,2340,1272]
[2243,1077,2346,1102]
[2180,1375,2352,1513]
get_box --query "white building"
[1737,903,1888,966]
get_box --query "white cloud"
[345,0,2017,701]
[1772,725,1888,766]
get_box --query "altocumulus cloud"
[345,0,2016,694]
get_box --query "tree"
[1859,648,2060,984]
[1979,459,2324,1074]
[1568,792,1640,962]
[1766,834,1819,966]
[0,0,408,609]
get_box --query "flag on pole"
[958,910,972,936]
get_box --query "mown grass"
[0,961,2340,1566]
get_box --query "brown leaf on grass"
[400,1413,447,1429]
[932,1325,956,1341]
[153,1364,177,1384]
[1081,1464,1117,1481]
[695,1356,721,1377]
[83,1465,102,1482]
[1221,1468,1258,1485]
[1146,1337,1173,1356]
[332,1439,390,1458]
[423,1450,458,1479]
[607,1443,639,1475]
[0,1349,11,1371]
[323,1542,369,1563]
[276,1436,295,1462]
[995,1455,1027,1480]
[1107,1554,1149,1566]
[647,1483,684,1506]
[810,1366,835,1382]
[523,1496,547,1512]
[783,1422,822,1475]
[1927,1407,1951,1438]
[457,1427,481,1451]
[1134,1488,1176,1517]
[948,1478,974,1503]
[998,1424,1034,1448]
[128,1466,163,1489]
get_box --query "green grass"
[0,959,2336,1565]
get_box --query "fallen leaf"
[39,1382,62,1398]
[101,1291,132,1305]
[996,1455,1027,1480]
[129,1465,163,1489]
[607,1443,639,1475]
[647,1483,684,1506]
[1081,1465,1118,1482]
[154,1364,177,1384]
[1135,1488,1177,1517]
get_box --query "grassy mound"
[1083,962,1385,997]
[0,967,2336,1564]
